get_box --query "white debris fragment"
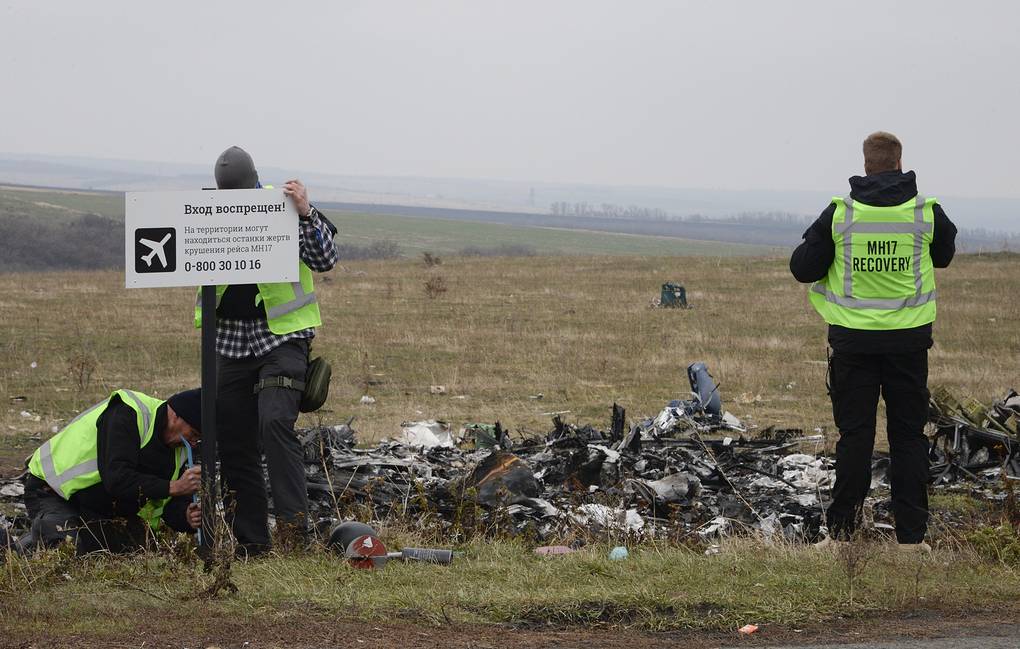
[651,407,681,436]
[587,444,621,463]
[634,472,702,503]
[778,454,835,490]
[758,513,782,539]
[359,395,376,405]
[30,361,37,369]
[748,454,834,493]
[571,504,644,533]
[399,420,455,448]
[700,516,731,539]
[722,412,744,430]
[0,482,24,498]
[623,508,645,533]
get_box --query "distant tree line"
[955,227,1020,252]
[0,213,122,272]
[549,202,672,220]
[685,211,814,226]
[547,202,816,226]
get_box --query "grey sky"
[1,1,1017,199]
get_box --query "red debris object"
[346,534,388,569]
[738,624,759,635]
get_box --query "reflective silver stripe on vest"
[826,195,931,309]
[842,198,854,297]
[38,440,99,496]
[839,221,925,234]
[265,281,317,320]
[120,389,153,438]
[38,399,106,495]
[913,195,925,294]
[812,284,937,310]
[64,399,107,428]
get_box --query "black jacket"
[789,170,957,354]
[71,396,192,532]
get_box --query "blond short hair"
[863,131,902,175]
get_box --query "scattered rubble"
[928,387,1020,491]
[296,363,835,543]
[2,370,1018,548]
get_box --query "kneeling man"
[18,388,203,554]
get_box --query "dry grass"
[2,254,1019,639]
[1,253,1018,455]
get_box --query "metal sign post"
[199,285,218,552]
[125,188,300,555]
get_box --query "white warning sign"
[125,189,300,288]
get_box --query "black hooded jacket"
[789,170,957,354]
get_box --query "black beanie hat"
[168,388,202,432]
[214,146,260,190]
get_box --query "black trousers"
[827,349,930,543]
[217,339,309,552]
[21,476,146,555]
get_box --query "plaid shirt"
[216,207,338,359]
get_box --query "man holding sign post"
[197,146,338,556]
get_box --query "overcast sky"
[1,1,1017,198]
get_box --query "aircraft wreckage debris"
[2,369,1017,545]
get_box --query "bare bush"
[0,213,122,272]
[835,531,873,607]
[423,251,442,267]
[424,276,448,299]
[67,352,98,393]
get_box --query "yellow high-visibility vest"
[809,195,936,330]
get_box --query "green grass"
[3,538,1019,639]
[328,210,777,257]
[0,185,123,223]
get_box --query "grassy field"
[0,184,777,262]
[1,253,1017,456]
[328,210,777,256]
[1,252,1019,644]
[0,184,124,223]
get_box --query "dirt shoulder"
[3,606,1018,649]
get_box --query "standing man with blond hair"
[790,132,957,549]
